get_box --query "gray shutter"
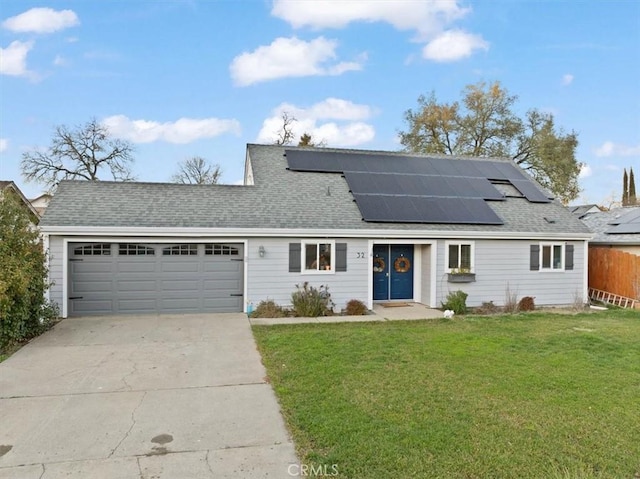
[530,244,540,271]
[335,243,347,272]
[565,244,574,270]
[289,243,301,272]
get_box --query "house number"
[356,252,366,259]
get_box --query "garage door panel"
[203,279,242,291]
[69,243,243,316]
[117,262,157,273]
[160,279,201,291]
[118,299,158,313]
[116,280,157,292]
[72,300,114,314]
[161,262,200,273]
[73,281,114,293]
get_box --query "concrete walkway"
[250,303,443,325]
[0,314,298,478]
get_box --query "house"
[0,180,40,223]
[39,144,591,318]
[570,204,602,219]
[579,206,640,302]
[29,193,52,217]
[580,206,640,256]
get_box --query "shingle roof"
[41,144,591,236]
[580,206,640,244]
[569,204,601,218]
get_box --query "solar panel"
[286,148,550,223]
[509,179,551,203]
[606,223,640,234]
[353,194,503,224]
[343,171,504,200]
[608,208,640,225]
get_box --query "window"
[303,242,334,272]
[74,243,111,256]
[119,244,155,256]
[162,244,198,256]
[541,243,563,270]
[205,244,239,256]
[530,243,574,271]
[289,242,347,273]
[446,242,474,272]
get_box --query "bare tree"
[274,111,297,146]
[21,118,135,190]
[171,157,222,185]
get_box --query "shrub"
[442,290,468,315]
[250,299,289,318]
[474,301,500,315]
[291,282,334,317]
[0,194,58,349]
[518,296,535,311]
[503,283,519,313]
[344,299,368,316]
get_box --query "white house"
[39,144,591,317]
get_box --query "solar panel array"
[606,208,640,234]
[284,149,552,225]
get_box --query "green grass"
[253,309,640,478]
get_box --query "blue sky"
[1,0,638,205]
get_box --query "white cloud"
[594,141,640,157]
[0,40,34,76]
[579,164,592,179]
[102,115,241,144]
[2,8,79,34]
[562,73,574,86]
[230,36,364,86]
[271,0,469,39]
[0,138,8,152]
[422,30,489,62]
[271,0,487,62]
[256,98,375,147]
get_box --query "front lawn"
[253,310,640,478]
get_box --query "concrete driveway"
[0,314,298,478]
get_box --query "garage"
[68,242,244,316]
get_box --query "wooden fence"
[589,247,640,300]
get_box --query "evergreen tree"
[630,167,637,205]
[622,168,629,206]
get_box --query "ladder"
[589,288,637,309]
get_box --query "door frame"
[367,239,437,310]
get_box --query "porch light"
[258,245,265,257]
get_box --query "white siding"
[246,238,369,312]
[435,239,587,307]
[48,235,65,312]
[420,244,432,306]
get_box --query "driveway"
[0,314,298,478]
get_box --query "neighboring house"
[30,193,52,217]
[580,206,640,301]
[0,180,40,223]
[579,206,640,256]
[570,204,602,219]
[39,144,591,318]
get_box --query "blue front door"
[373,245,389,300]
[373,244,414,301]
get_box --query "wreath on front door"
[394,256,411,273]
[373,257,386,273]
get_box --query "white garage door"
[68,242,244,316]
